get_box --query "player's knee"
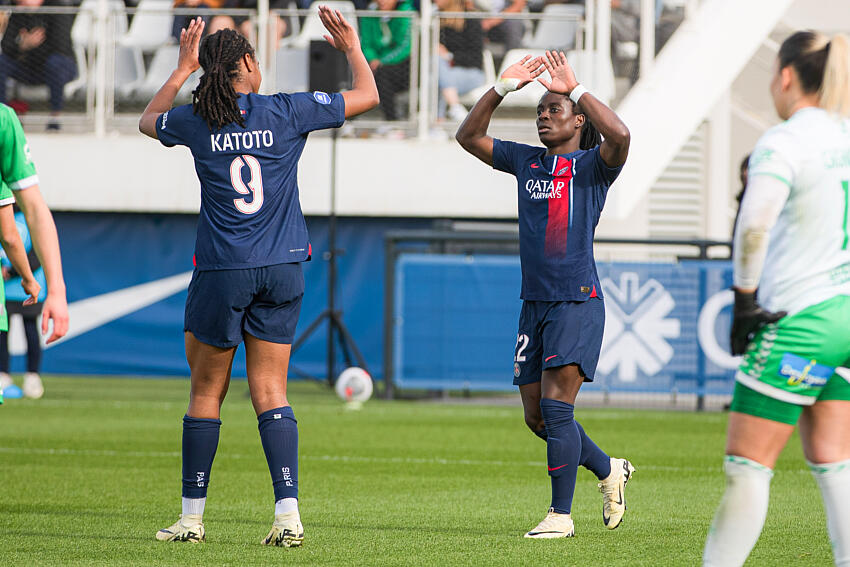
[524,411,544,433]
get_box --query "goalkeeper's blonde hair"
[779,30,850,117]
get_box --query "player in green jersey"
[703,31,850,567]
[0,104,69,401]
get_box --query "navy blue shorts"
[184,263,304,348]
[513,299,605,386]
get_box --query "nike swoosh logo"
[548,463,568,471]
[8,271,193,354]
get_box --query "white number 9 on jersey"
[229,155,264,214]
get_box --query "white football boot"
[23,372,44,399]
[0,372,13,389]
[261,511,304,547]
[598,457,635,529]
[155,514,205,542]
[524,508,575,539]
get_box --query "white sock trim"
[275,497,298,516]
[807,458,850,475]
[182,497,206,517]
[724,455,775,477]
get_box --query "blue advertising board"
[393,254,738,394]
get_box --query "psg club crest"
[514,362,521,378]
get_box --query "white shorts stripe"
[735,370,817,406]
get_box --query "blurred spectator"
[360,0,413,121]
[0,0,76,128]
[171,0,223,41]
[479,0,525,55]
[0,208,47,400]
[207,0,289,46]
[437,0,484,121]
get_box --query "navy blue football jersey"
[492,140,622,301]
[156,91,345,270]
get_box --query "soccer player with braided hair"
[139,8,378,547]
[456,51,633,539]
[703,30,850,567]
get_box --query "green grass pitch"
[0,376,834,566]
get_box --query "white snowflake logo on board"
[598,272,681,381]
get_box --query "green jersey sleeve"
[0,104,38,200]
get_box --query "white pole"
[594,0,610,91]
[94,0,108,136]
[417,0,432,140]
[257,0,271,94]
[639,0,655,78]
[585,0,594,53]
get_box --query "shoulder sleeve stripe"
[0,197,16,206]
[749,171,791,187]
[9,174,39,191]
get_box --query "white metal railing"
[0,0,687,136]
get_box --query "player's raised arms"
[138,17,206,139]
[139,9,378,138]
[318,7,380,118]
[537,51,630,167]
[455,55,544,166]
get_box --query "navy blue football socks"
[534,427,548,441]
[576,420,611,479]
[182,415,221,498]
[540,398,581,514]
[258,406,299,501]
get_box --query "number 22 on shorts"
[230,155,264,214]
[515,333,529,362]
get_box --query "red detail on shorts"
[545,354,558,362]
[590,285,597,298]
[548,463,569,472]
[308,243,312,256]
[544,156,572,258]
[192,254,196,267]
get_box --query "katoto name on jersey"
[525,179,564,199]
[210,130,274,152]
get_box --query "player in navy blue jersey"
[138,9,379,547]
[457,51,634,539]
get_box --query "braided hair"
[571,99,601,150]
[193,29,256,131]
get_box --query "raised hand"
[500,55,545,90]
[319,6,360,53]
[177,17,205,74]
[537,50,579,95]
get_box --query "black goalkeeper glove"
[730,289,786,356]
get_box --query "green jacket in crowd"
[359,0,414,67]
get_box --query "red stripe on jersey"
[544,156,573,258]
[590,284,597,298]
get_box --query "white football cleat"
[524,508,575,539]
[598,457,634,529]
[0,372,13,389]
[261,511,304,547]
[23,372,43,399]
[156,514,205,542]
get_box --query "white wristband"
[494,78,521,97]
[569,84,588,104]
